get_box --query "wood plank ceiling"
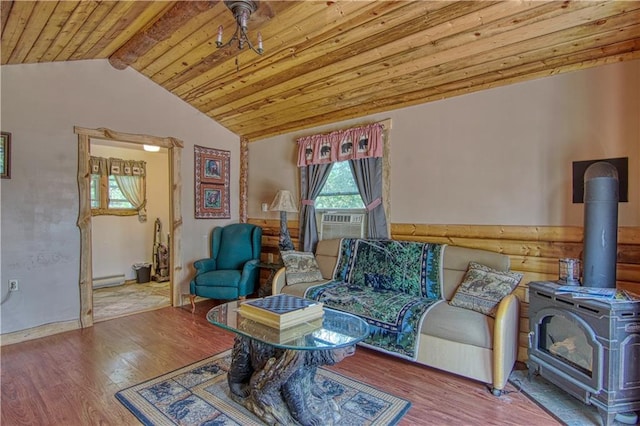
[2,1,640,141]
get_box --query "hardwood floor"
[93,281,171,322]
[1,300,559,425]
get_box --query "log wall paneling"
[239,136,249,223]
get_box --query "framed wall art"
[194,145,230,218]
[1,131,11,179]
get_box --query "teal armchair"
[189,223,262,312]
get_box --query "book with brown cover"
[237,317,324,344]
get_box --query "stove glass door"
[540,314,593,376]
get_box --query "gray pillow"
[281,251,324,285]
[449,262,523,317]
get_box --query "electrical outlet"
[9,280,19,292]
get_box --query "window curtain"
[349,157,388,238]
[296,122,388,250]
[90,156,108,176]
[297,123,383,166]
[299,163,333,252]
[110,158,147,222]
[91,156,147,222]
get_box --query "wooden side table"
[257,262,283,297]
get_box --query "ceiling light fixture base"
[216,0,263,55]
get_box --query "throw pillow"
[449,262,523,317]
[281,251,324,285]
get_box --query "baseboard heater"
[93,274,126,289]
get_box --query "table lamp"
[269,190,298,251]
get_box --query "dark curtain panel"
[349,157,388,238]
[299,163,333,252]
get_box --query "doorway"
[90,139,170,321]
[75,126,184,328]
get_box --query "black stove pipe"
[582,162,619,288]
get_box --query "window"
[91,174,136,215]
[90,174,100,209]
[315,161,366,240]
[315,161,364,209]
[89,156,147,217]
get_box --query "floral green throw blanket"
[305,239,445,360]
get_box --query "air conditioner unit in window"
[320,212,365,240]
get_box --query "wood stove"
[528,281,640,425]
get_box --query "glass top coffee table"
[207,300,369,425]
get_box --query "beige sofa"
[272,238,520,395]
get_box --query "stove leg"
[597,408,615,426]
[527,363,538,382]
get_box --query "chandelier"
[216,0,263,55]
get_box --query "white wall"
[1,59,638,335]
[90,144,169,282]
[248,59,640,227]
[0,60,239,334]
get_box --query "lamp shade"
[269,190,298,213]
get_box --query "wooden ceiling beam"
[132,6,226,73]
[141,1,273,86]
[242,42,640,141]
[1,1,14,39]
[201,1,568,119]
[244,3,637,129]
[176,1,461,108]
[88,2,174,59]
[109,1,215,70]
[42,1,99,63]
[155,1,353,91]
[69,1,129,60]
[234,20,640,137]
[140,0,281,85]
[54,1,118,61]
[1,1,37,64]
[219,1,609,130]
[22,2,81,63]
[6,1,57,64]
[3,1,640,141]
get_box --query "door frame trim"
[75,126,183,328]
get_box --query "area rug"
[116,349,410,425]
[509,369,634,426]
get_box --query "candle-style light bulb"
[216,25,223,46]
[257,32,263,54]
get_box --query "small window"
[90,174,100,209]
[315,161,364,209]
[91,174,136,215]
[107,176,134,209]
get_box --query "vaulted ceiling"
[2,1,639,141]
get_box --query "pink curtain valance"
[296,122,384,167]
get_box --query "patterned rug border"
[116,349,411,426]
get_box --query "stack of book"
[238,317,324,344]
[238,294,324,329]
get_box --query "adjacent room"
[1,1,639,425]
[89,139,172,322]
